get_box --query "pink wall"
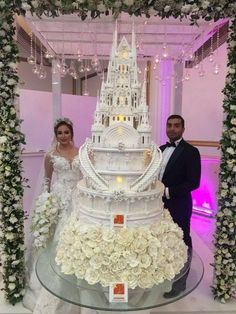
[182,43,227,157]
[20,90,96,215]
[20,89,96,151]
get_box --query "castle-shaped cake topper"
[91,22,151,148]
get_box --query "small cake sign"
[111,213,127,228]
[109,283,128,303]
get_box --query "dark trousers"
[163,196,193,248]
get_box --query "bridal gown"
[23,153,83,314]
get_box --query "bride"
[23,117,82,313]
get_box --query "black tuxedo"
[160,139,201,248]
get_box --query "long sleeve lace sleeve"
[44,153,53,192]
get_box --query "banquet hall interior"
[0,11,235,314]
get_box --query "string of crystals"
[38,43,47,79]
[199,36,205,77]
[213,25,220,75]
[27,32,35,65]
[32,35,39,75]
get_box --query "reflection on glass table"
[36,244,204,312]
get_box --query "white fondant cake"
[56,25,187,289]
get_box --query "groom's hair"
[167,115,185,128]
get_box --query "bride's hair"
[54,117,74,139]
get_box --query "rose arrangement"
[31,191,59,249]
[56,210,187,289]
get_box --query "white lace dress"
[23,154,83,314]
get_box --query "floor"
[0,213,235,314]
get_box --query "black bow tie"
[166,142,176,148]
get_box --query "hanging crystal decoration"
[213,25,220,75]
[78,60,85,73]
[85,60,92,72]
[27,33,35,64]
[194,51,199,69]
[68,60,77,77]
[45,50,54,59]
[198,44,205,77]
[77,49,82,62]
[32,35,39,74]
[208,33,214,63]
[60,58,68,77]
[83,71,89,96]
[213,62,220,74]
[37,43,47,79]
[162,44,168,58]
[154,54,160,64]
[91,55,99,68]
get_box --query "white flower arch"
[0,0,235,305]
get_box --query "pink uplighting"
[192,156,220,217]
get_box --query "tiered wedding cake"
[56,26,187,289]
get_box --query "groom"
[159,114,201,298]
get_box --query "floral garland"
[212,18,236,303]
[22,0,236,22]
[0,1,26,305]
[0,0,235,305]
[56,210,187,289]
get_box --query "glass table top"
[36,244,204,312]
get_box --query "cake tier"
[72,179,164,227]
[56,210,188,289]
[79,139,162,192]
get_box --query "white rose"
[97,3,106,11]
[231,118,236,125]
[9,275,16,281]
[32,1,39,8]
[116,228,134,246]
[9,216,18,224]
[164,5,171,13]
[85,268,100,285]
[229,40,236,48]
[0,136,7,144]
[226,147,234,155]
[139,254,152,268]
[6,233,14,240]
[8,283,16,290]
[102,228,115,242]
[228,68,235,74]
[123,0,134,6]
[202,1,210,9]
[138,270,154,288]
[164,263,176,280]
[4,45,11,52]
[131,237,147,254]
[126,252,139,267]
[181,4,192,14]
[89,255,103,269]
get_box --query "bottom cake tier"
[55,209,187,289]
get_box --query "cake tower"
[56,25,187,289]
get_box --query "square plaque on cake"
[111,213,127,228]
[109,282,128,303]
